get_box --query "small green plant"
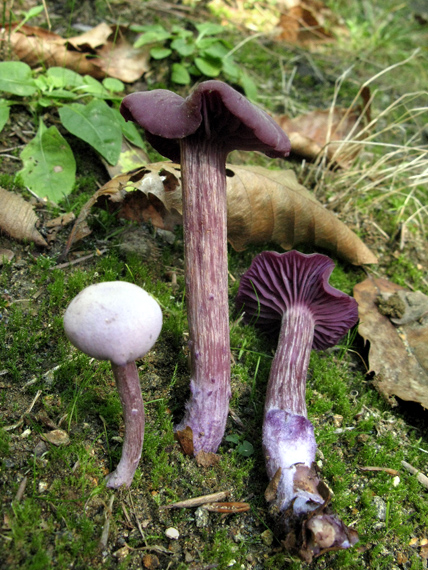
[0,63,145,202]
[131,22,257,98]
[225,433,255,457]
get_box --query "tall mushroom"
[236,250,359,560]
[120,81,291,454]
[63,281,162,489]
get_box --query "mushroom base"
[106,362,145,489]
[263,409,358,562]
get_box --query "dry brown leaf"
[354,277,428,408]
[276,87,371,165]
[66,22,113,51]
[3,24,105,78]
[62,162,377,265]
[277,0,335,44]
[2,23,150,83]
[0,187,47,247]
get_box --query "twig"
[401,461,428,489]
[99,495,115,549]
[14,476,28,502]
[53,249,107,270]
[160,491,230,509]
[359,466,399,476]
[128,492,149,547]
[4,390,42,431]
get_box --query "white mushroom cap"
[64,281,162,366]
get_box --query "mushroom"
[63,281,162,489]
[236,250,359,560]
[120,81,291,455]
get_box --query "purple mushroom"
[63,281,162,489]
[236,250,359,560]
[120,81,291,455]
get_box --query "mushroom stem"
[175,136,231,454]
[265,305,314,417]
[263,305,319,513]
[106,362,145,489]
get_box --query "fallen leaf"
[0,187,47,247]
[62,162,377,265]
[195,451,221,467]
[354,277,428,408]
[174,426,194,455]
[277,0,336,44]
[2,23,150,83]
[3,24,105,78]
[66,22,112,51]
[0,249,15,265]
[42,429,70,446]
[275,87,371,165]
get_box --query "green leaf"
[194,56,222,77]
[237,440,254,457]
[171,63,191,85]
[18,120,76,203]
[46,67,85,89]
[171,25,193,38]
[0,100,10,133]
[150,47,172,59]
[170,37,195,57]
[225,434,240,445]
[201,41,229,59]
[0,62,37,96]
[77,76,108,96]
[195,22,225,36]
[111,108,146,150]
[102,77,125,93]
[134,29,171,48]
[222,58,240,81]
[59,100,122,165]
[240,73,258,101]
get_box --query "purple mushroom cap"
[120,80,291,162]
[236,250,359,350]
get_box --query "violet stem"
[106,362,145,488]
[175,135,231,454]
[265,305,315,418]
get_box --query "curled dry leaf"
[354,277,428,408]
[2,24,104,78]
[275,87,371,165]
[277,0,337,44]
[2,23,150,83]
[62,162,377,265]
[0,187,47,247]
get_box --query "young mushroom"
[63,281,162,489]
[236,250,359,560]
[120,81,291,455]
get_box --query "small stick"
[4,390,42,431]
[14,476,28,502]
[53,249,107,270]
[99,495,115,549]
[201,502,250,513]
[160,491,230,509]
[401,461,428,489]
[359,466,399,476]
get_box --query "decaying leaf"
[277,0,336,44]
[275,87,371,165]
[62,162,377,265]
[0,187,47,247]
[2,23,150,82]
[2,24,104,78]
[354,277,428,408]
